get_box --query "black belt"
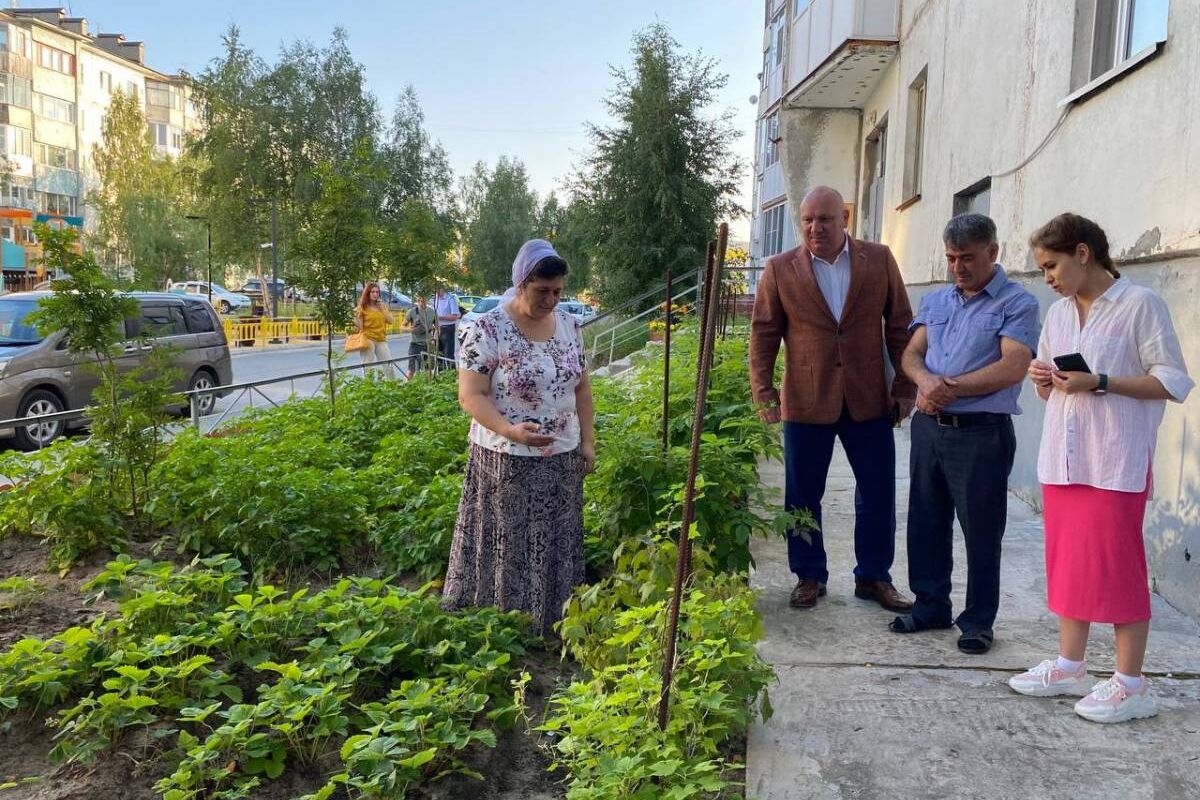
[928,411,1009,428]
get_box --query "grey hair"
[943,213,997,248]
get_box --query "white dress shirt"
[1037,278,1193,493]
[810,235,852,322]
[434,293,460,328]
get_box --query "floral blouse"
[457,305,586,456]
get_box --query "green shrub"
[545,538,774,799]
[0,440,126,570]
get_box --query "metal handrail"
[0,352,456,445]
[588,279,705,368]
[582,267,703,329]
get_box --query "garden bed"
[0,331,783,799]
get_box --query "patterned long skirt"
[442,444,585,635]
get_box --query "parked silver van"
[0,291,233,451]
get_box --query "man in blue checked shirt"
[890,213,1041,656]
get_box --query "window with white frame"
[35,142,77,171]
[148,122,168,147]
[147,81,171,108]
[171,129,183,150]
[761,203,787,258]
[769,12,787,70]
[0,124,32,158]
[38,192,77,216]
[34,93,76,124]
[901,68,928,204]
[759,112,781,170]
[1,177,34,209]
[35,43,74,75]
[99,70,113,92]
[953,178,991,218]
[1078,0,1168,87]
[0,72,31,107]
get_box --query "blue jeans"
[783,407,897,584]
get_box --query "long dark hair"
[1029,213,1121,279]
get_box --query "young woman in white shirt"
[1008,213,1193,722]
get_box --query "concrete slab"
[747,427,1200,800]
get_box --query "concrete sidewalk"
[747,427,1200,800]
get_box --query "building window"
[862,118,889,243]
[35,43,75,75]
[0,124,32,157]
[901,68,928,204]
[760,112,780,170]
[147,81,171,108]
[125,80,140,101]
[953,177,992,217]
[34,93,76,124]
[2,26,31,59]
[768,12,787,70]
[99,70,113,92]
[0,220,34,244]
[1079,0,1168,86]
[148,122,168,147]
[1,177,34,209]
[171,129,183,150]
[35,143,77,171]
[0,72,32,108]
[38,192,77,216]
[761,203,787,258]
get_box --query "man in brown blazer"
[750,186,916,611]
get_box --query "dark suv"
[0,292,233,450]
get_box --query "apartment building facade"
[749,0,1200,619]
[0,7,197,288]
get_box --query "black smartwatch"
[1092,373,1109,395]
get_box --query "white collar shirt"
[434,293,460,326]
[1037,278,1193,493]
[809,234,852,321]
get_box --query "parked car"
[456,294,483,313]
[459,295,503,326]
[556,300,597,321]
[169,281,253,315]
[238,278,288,300]
[0,291,233,451]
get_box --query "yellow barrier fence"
[222,317,412,347]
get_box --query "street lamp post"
[249,197,279,318]
[185,215,211,305]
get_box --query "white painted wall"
[776,0,1200,618]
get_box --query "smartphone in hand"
[1052,353,1091,374]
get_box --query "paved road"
[199,333,415,430]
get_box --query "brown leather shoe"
[854,580,914,612]
[789,578,827,609]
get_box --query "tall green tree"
[289,142,390,413]
[380,86,453,215]
[465,157,537,292]
[190,26,382,282]
[571,23,743,306]
[377,87,456,295]
[88,90,203,288]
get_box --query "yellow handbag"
[344,331,369,353]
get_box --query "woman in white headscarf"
[442,239,596,635]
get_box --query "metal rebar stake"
[657,224,728,731]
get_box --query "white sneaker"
[1008,659,1093,697]
[1074,676,1158,723]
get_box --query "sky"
[51,0,763,239]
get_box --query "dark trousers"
[438,325,456,365]
[783,408,897,584]
[907,412,1016,633]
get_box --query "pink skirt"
[1042,480,1151,624]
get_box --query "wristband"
[1092,373,1108,395]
